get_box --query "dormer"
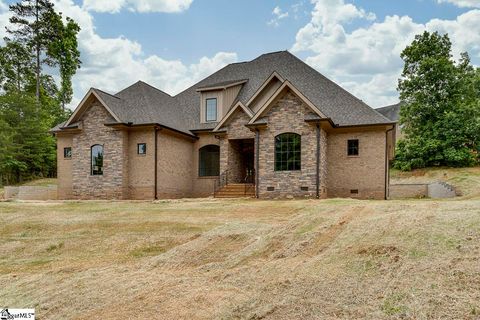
[196,79,248,123]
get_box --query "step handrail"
[213,170,229,197]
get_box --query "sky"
[0,0,479,109]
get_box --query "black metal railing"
[213,170,229,197]
[244,169,255,196]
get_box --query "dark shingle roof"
[58,51,394,135]
[92,82,195,135]
[175,51,393,128]
[376,102,403,122]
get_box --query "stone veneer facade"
[219,110,255,183]
[256,91,324,199]
[71,103,128,199]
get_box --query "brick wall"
[192,133,219,197]
[156,130,194,198]
[326,129,387,200]
[128,129,155,199]
[57,134,73,199]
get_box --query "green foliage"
[0,93,57,185]
[5,0,81,105]
[395,31,480,170]
[0,0,79,186]
[47,14,81,108]
[0,41,35,92]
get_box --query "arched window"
[275,133,301,171]
[91,144,104,175]
[199,145,220,177]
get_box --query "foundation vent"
[350,189,359,194]
[301,187,309,191]
[267,187,275,191]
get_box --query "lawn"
[1,197,479,319]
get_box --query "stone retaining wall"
[4,186,58,200]
[389,182,456,199]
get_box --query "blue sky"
[0,0,479,108]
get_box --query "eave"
[196,79,248,92]
[104,122,198,140]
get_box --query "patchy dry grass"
[1,197,479,319]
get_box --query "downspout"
[255,129,260,199]
[385,125,395,200]
[316,124,320,199]
[154,126,160,200]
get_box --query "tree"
[6,0,56,100]
[47,14,81,109]
[0,41,35,92]
[0,0,80,186]
[5,0,81,105]
[395,31,480,170]
[0,93,56,185]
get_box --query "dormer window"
[206,98,217,122]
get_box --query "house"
[376,102,403,142]
[52,51,396,200]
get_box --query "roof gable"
[64,88,122,127]
[249,80,326,125]
[213,102,253,132]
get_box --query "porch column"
[219,137,229,176]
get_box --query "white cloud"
[82,0,193,13]
[437,0,480,8]
[0,1,11,42]
[48,0,236,110]
[293,0,480,107]
[268,6,289,27]
[0,0,234,109]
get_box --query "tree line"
[0,0,80,186]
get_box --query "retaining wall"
[4,186,58,200]
[389,182,456,199]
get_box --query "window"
[137,143,146,155]
[347,139,359,156]
[275,133,301,171]
[199,145,220,177]
[91,144,104,175]
[64,147,72,159]
[205,98,217,122]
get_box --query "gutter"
[105,122,198,140]
[305,118,396,129]
[385,125,395,200]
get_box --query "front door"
[240,140,255,184]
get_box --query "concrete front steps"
[215,183,255,198]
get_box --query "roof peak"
[92,88,121,100]
[116,80,172,97]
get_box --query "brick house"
[52,51,396,200]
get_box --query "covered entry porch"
[215,138,256,198]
